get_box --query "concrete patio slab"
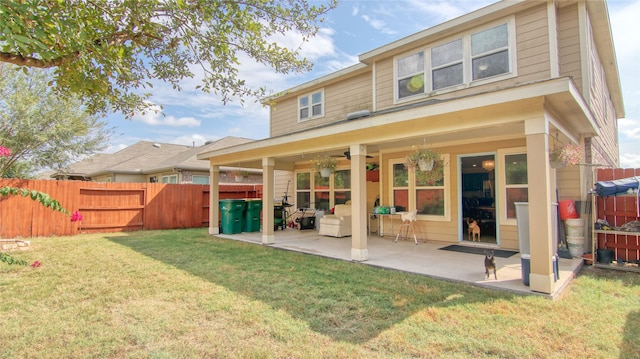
[215,228,584,299]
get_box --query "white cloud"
[403,0,477,22]
[361,14,397,35]
[619,118,640,140]
[131,102,201,127]
[620,150,640,168]
[168,134,207,147]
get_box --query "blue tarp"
[594,176,639,197]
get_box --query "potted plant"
[549,143,583,168]
[404,145,441,171]
[312,156,338,177]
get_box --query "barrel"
[564,218,584,237]
[566,236,585,258]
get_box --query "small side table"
[368,213,397,237]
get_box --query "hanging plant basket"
[549,143,584,168]
[312,156,338,177]
[405,145,441,171]
[320,168,332,177]
[418,159,435,171]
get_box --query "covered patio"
[215,229,584,299]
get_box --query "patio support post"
[350,144,368,261]
[209,164,220,235]
[525,117,555,294]
[262,157,275,244]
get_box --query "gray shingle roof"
[53,137,255,179]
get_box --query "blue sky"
[105,0,640,168]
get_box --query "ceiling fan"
[331,150,373,160]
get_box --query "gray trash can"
[516,202,560,285]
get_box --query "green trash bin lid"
[219,199,246,212]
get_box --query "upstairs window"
[471,24,510,81]
[298,90,324,121]
[395,19,513,102]
[397,52,425,99]
[431,39,463,90]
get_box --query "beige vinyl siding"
[269,72,372,137]
[374,58,395,110]
[514,4,550,83]
[274,170,294,205]
[585,13,619,167]
[269,99,298,137]
[556,167,581,200]
[558,4,582,93]
[110,174,147,183]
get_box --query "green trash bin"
[219,199,245,234]
[243,199,263,232]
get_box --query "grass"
[1,228,638,358]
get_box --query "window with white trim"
[192,175,209,184]
[395,20,514,100]
[296,172,311,208]
[397,52,425,99]
[162,175,177,184]
[415,159,445,215]
[431,39,463,90]
[296,169,350,211]
[333,169,351,205]
[390,155,449,218]
[391,161,409,212]
[471,23,510,81]
[314,172,330,211]
[298,90,324,121]
[503,153,528,220]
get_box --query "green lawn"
[1,228,638,358]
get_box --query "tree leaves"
[0,0,338,117]
[0,63,112,178]
[0,186,68,214]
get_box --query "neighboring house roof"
[53,136,256,179]
[56,153,119,179]
[147,136,257,173]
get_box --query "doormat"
[438,245,518,258]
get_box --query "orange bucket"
[558,200,579,220]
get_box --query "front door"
[460,154,498,244]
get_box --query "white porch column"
[525,117,556,294]
[262,157,275,244]
[209,164,220,235]
[350,144,368,261]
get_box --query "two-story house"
[198,0,624,294]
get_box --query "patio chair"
[394,210,423,245]
[318,204,352,237]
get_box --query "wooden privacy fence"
[0,179,262,239]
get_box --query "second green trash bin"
[219,199,245,234]
[243,199,262,232]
